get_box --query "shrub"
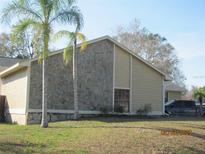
[115,106,124,113]
[99,105,109,114]
[136,104,152,115]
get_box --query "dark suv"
[165,100,197,116]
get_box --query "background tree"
[0,32,33,58]
[54,30,86,119]
[194,87,205,116]
[1,0,83,127]
[113,19,186,87]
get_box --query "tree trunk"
[41,23,49,128]
[41,59,48,127]
[73,39,79,119]
[199,96,203,116]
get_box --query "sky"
[0,0,205,89]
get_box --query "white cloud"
[171,33,205,60]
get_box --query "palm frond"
[63,44,73,64]
[49,6,83,30]
[53,30,74,42]
[11,18,40,34]
[51,0,76,12]
[76,33,87,51]
[1,0,43,23]
[32,28,44,63]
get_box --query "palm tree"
[1,0,83,127]
[54,30,86,119]
[194,87,205,116]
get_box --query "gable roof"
[47,36,169,78]
[0,35,170,79]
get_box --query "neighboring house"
[165,81,185,102]
[0,36,169,125]
[0,57,21,72]
[0,57,21,94]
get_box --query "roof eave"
[0,61,29,78]
[3,35,170,79]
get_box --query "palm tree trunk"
[41,59,48,127]
[73,39,79,119]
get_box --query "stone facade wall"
[27,112,74,124]
[28,39,114,119]
[29,53,74,110]
[77,40,114,111]
[27,112,103,124]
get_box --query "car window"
[185,102,195,108]
[175,101,195,108]
[175,102,183,108]
[169,102,176,108]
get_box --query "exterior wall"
[27,113,73,124]
[28,39,114,123]
[29,53,74,110]
[27,111,101,124]
[0,68,28,124]
[5,114,26,125]
[115,46,130,88]
[0,66,7,72]
[113,44,164,115]
[168,91,182,101]
[77,40,114,111]
[131,56,163,115]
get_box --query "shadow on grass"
[183,146,205,154]
[78,115,205,123]
[0,142,46,154]
[179,123,205,130]
[50,116,205,141]
[50,125,205,141]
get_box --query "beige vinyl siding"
[115,46,130,88]
[1,68,28,124]
[0,66,7,72]
[131,57,163,114]
[168,91,182,101]
[5,114,26,125]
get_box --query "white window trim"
[112,44,116,112]
[114,87,130,90]
[129,55,132,113]
[162,79,165,114]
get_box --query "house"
[0,36,169,125]
[0,57,21,72]
[0,57,21,94]
[165,81,185,102]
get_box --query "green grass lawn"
[0,116,205,154]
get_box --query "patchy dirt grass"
[0,116,205,154]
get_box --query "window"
[165,91,168,102]
[114,89,130,113]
